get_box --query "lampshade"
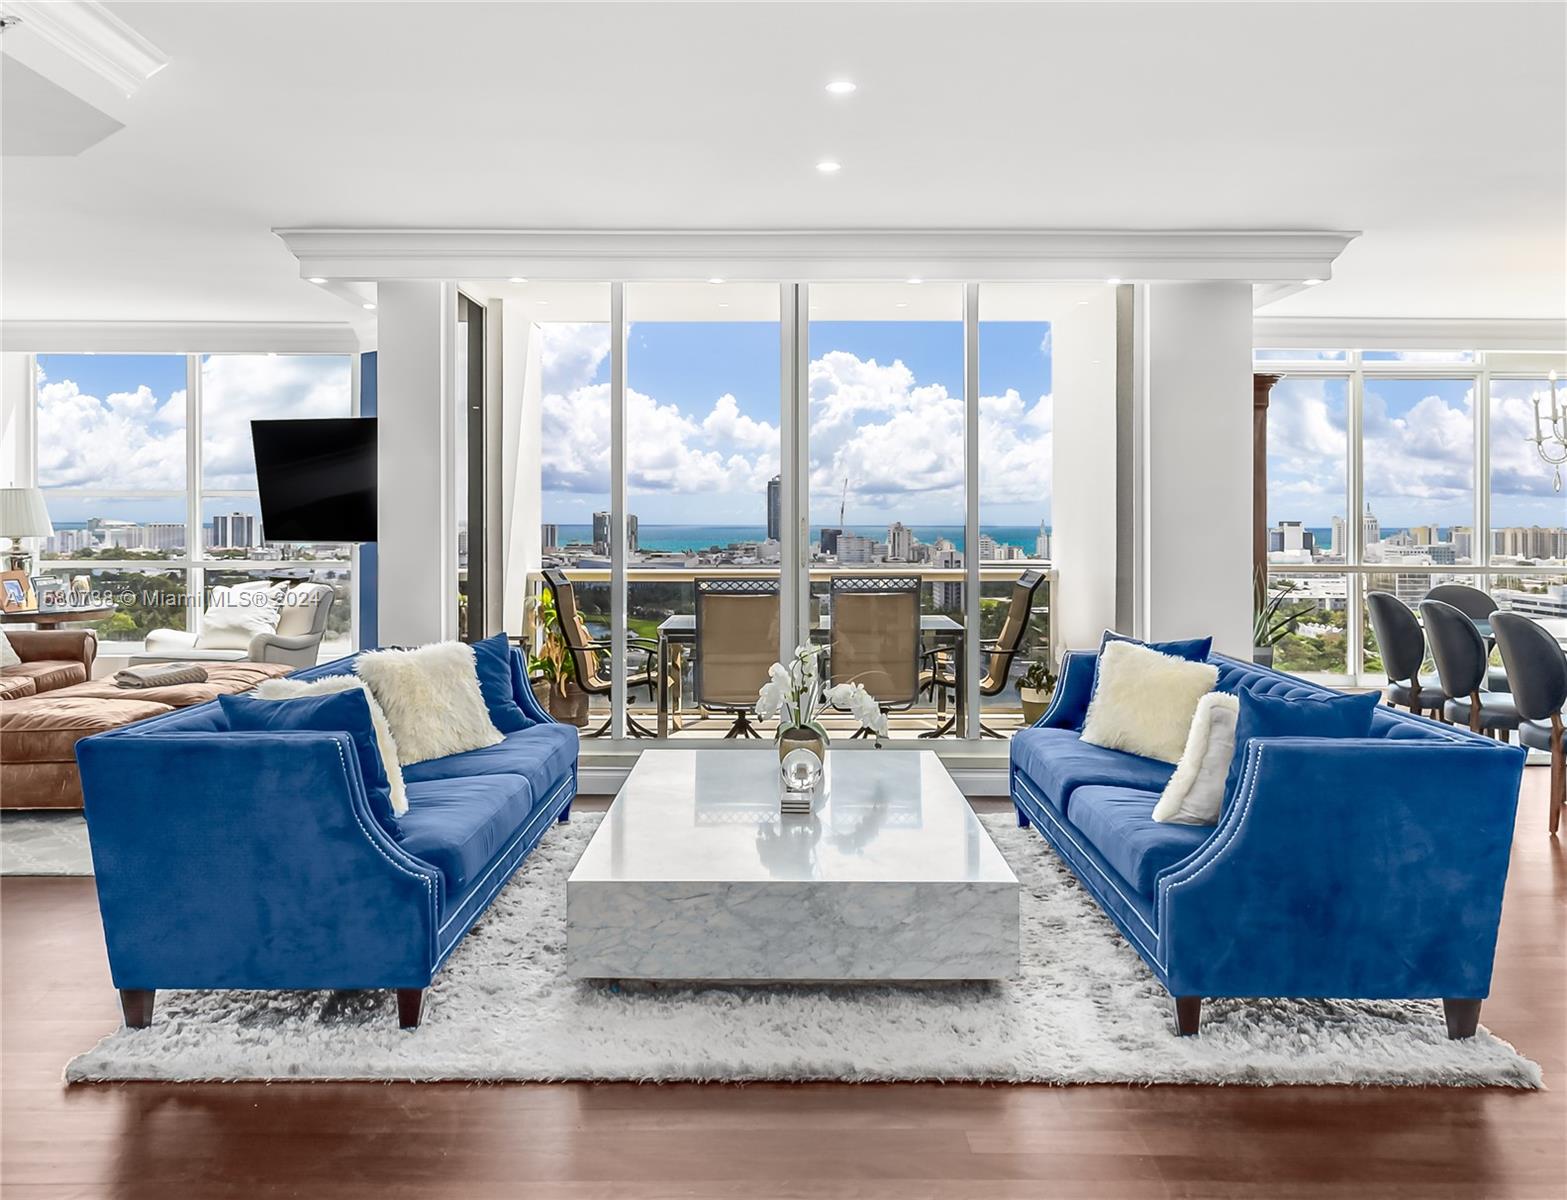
[0,487,54,538]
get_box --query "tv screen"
[251,418,377,543]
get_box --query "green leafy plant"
[1252,569,1316,648]
[526,586,575,695]
[1015,657,1056,695]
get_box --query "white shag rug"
[66,814,1542,1087]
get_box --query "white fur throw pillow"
[354,642,503,766]
[255,674,408,815]
[1152,691,1240,824]
[1080,639,1219,764]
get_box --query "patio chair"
[828,575,921,737]
[541,568,657,738]
[693,577,780,738]
[921,568,1045,738]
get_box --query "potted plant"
[1015,657,1057,725]
[526,586,589,727]
[1252,570,1311,668]
[755,643,886,760]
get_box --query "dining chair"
[1491,611,1566,835]
[921,568,1045,738]
[541,568,658,738]
[829,575,922,737]
[1364,590,1446,717]
[1423,582,1507,690]
[693,577,780,738]
[1418,598,1521,740]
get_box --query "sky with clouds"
[539,319,1053,529]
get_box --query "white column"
[1137,281,1254,656]
[499,303,543,634]
[0,353,34,487]
[1048,289,1120,652]
[375,280,458,645]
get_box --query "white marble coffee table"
[566,749,1019,982]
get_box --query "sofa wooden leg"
[1172,995,1202,1037]
[396,988,424,1030]
[1016,806,1030,828]
[119,988,155,1029]
[557,801,572,823]
[1443,998,1481,1039]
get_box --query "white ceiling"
[2,1,1563,329]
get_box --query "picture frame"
[1,570,36,613]
[31,575,69,612]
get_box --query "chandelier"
[1529,370,1565,492]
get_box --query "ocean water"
[548,524,1049,554]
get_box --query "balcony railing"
[526,564,1055,741]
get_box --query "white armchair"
[133,583,338,669]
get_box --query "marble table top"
[569,748,1017,886]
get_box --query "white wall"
[1048,289,1120,652]
[500,303,543,633]
[1138,281,1254,656]
[0,353,33,487]
[375,281,458,645]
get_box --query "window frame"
[26,351,359,654]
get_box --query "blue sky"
[542,320,1053,528]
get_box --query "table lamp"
[0,487,53,572]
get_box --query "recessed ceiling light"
[895,302,908,308]
[816,160,841,174]
[536,299,550,305]
[307,276,327,285]
[1106,277,1123,286]
[1303,278,1324,286]
[906,277,923,285]
[362,303,376,310]
[825,80,857,95]
[718,302,730,309]
[509,277,528,284]
[707,277,725,285]
[1076,300,1089,307]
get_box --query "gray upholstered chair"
[829,575,921,737]
[1419,598,1520,739]
[134,581,338,668]
[1423,582,1507,691]
[1492,611,1566,834]
[1365,590,1446,717]
[693,577,780,738]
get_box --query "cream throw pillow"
[195,582,286,650]
[0,630,20,668]
[354,641,504,766]
[1080,639,1219,764]
[255,674,408,815]
[1152,691,1239,824]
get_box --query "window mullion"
[186,354,203,636]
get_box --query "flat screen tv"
[251,418,377,542]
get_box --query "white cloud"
[36,378,187,490]
[200,355,352,489]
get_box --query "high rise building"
[818,527,841,556]
[1451,526,1473,560]
[1330,515,1346,558]
[1268,521,1315,562]
[836,534,875,564]
[541,523,559,550]
[887,521,914,561]
[1362,503,1380,548]
[211,512,257,549]
[978,532,999,561]
[144,523,186,551]
[44,528,93,555]
[591,512,638,556]
[766,476,781,542]
[1035,522,1051,560]
[1410,524,1439,546]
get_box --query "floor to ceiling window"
[31,351,355,656]
[1259,348,1566,682]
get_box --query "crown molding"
[1253,316,1567,352]
[274,228,1359,285]
[3,1,167,97]
[1,321,363,354]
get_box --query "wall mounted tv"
[251,418,377,542]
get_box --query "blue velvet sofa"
[77,646,577,1030]
[1010,649,1524,1038]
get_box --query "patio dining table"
[654,613,966,738]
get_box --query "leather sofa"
[1010,649,1525,1039]
[76,646,578,1031]
[1,626,289,809]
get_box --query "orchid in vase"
[755,643,888,760]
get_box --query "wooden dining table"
[653,613,967,738]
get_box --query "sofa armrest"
[76,730,441,990]
[144,628,198,653]
[1036,648,1095,729]
[1156,737,1525,999]
[511,646,557,725]
[7,628,97,671]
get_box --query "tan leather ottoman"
[1,696,176,809]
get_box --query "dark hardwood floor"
[3,773,1562,1200]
